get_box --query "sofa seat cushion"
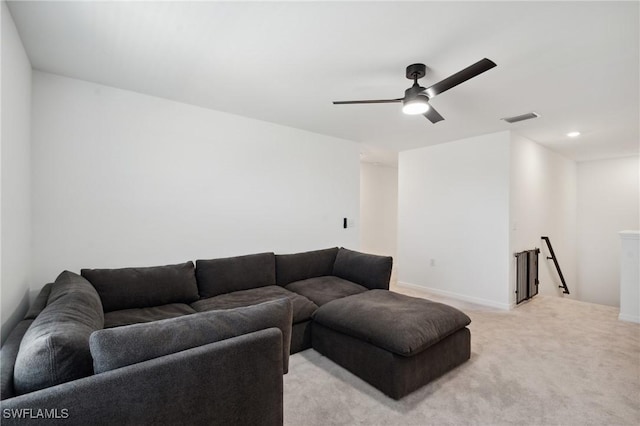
[81,261,199,312]
[285,276,368,306]
[312,290,471,357]
[13,271,104,395]
[104,303,197,328]
[192,285,317,324]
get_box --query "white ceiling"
[7,1,639,164]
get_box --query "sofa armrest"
[1,320,34,400]
[1,328,283,426]
[332,248,393,290]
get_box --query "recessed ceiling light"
[567,131,581,138]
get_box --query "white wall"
[510,133,577,302]
[360,162,398,280]
[577,156,640,306]
[619,231,639,322]
[398,131,512,309]
[1,1,32,342]
[360,163,397,256]
[31,71,359,285]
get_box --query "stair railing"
[541,236,570,294]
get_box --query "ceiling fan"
[333,58,496,123]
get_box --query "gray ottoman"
[311,290,471,399]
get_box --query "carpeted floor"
[283,289,640,425]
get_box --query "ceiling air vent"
[501,112,540,123]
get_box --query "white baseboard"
[618,313,640,324]
[397,281,513,310]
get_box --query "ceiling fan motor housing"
[404,84,427,101]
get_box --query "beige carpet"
[283,290,640,425]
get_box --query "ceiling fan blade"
[333,98,402,105]
[424,58,496,98]
[424,105,445,123]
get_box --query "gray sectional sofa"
[0,246,472,425]
[0,247,393,424]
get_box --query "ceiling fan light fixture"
[402,96,429,115]
[333,58,496,124]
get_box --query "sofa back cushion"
[13,271,104,395]
[195,252,275,298]
[275,247,339,286]
[90,298,292,374]
[81,262,199,312]
[23,283,52,320]
[332,248,393,290]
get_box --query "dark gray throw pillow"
[81,261,199,312]
[195,252,276,298]
[332,248,393,290]
[90,298,293,374]
[13,271,104,395]
[275,247,339,286]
